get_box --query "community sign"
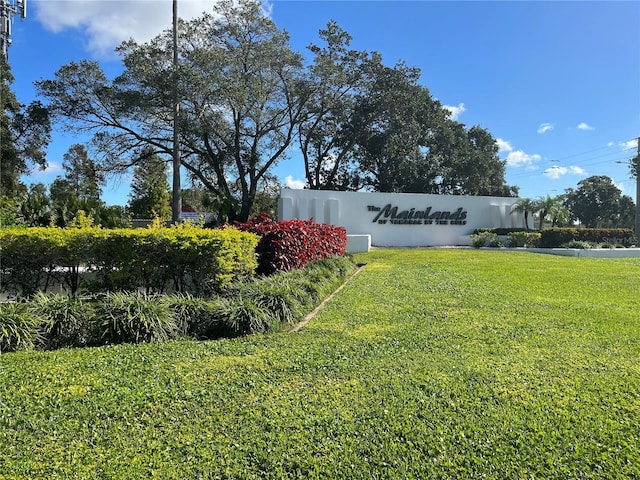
[278,190,522,247]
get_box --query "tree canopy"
[49,144,105,227]
[128,150,172,220]
[563,175,635,228]
[0,56,51,199]
[35,0,515,221]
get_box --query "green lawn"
[1,249,639,479]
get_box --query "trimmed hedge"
[235,214,347,275]
[507,231,541,248]
[539,228,636,248]
[0,225,259,298]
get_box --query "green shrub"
[507,231,541,248]
[0,302,42,353]
[0,227,63,297]
[224,295,276,336]
[29,292,91,350]
[0,225,259,298]
[93,292,178,345]
[470,234,486,248]
[470,232,501,248]
[473,227,528,235]
[164,294,229,339]
[561,240,592,250]
[232,277,305,328]
[488,236,503,247]
[540,228,635,248]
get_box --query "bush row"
[472,228,637,248]
[470,231,542,248]
[473,227,528,236]
[538,228,636,248]
[0,256,357,353]
[235,214,348,275]
[0,225,259,298]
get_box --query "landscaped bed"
[1,249,638,478]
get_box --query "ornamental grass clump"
[0,255,358,351]
[164,293,230,339]
[0,302,42,353]
[93,292,178,345]
[224,295,275,336]
[29,292,92,349]
[230,276,306,327]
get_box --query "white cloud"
[505,150,541,169]
[496,138,513,153]
[620,139,637,150]
[537,123,554,134]
[33,0,222,56]
[27,161,64,179]
[577,122,595,131]
[543,165,587,180]
[284,175,306,189]
[443,103,465,121]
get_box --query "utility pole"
[171,0,182,223]
[0,0,27,60]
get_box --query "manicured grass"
[1,249,638,479]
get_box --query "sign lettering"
[368,204,467,226]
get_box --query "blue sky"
[10,0,640,206]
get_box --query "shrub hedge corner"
[235,214,347,275]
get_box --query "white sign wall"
[278,190,522,247]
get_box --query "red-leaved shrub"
[235,214,347,275]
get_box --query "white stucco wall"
[278,190,522,247]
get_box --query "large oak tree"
[563,175,635,228]
[37,0,306,222]
[297,21,371,190]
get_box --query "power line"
[542,137,637,163]
[504,139,638,182]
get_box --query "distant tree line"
[513,175,636,230]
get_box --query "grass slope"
[1,249,638,479]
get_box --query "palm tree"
[535,195,564,230]
[548,202,570,227]
[511,198,536,230]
